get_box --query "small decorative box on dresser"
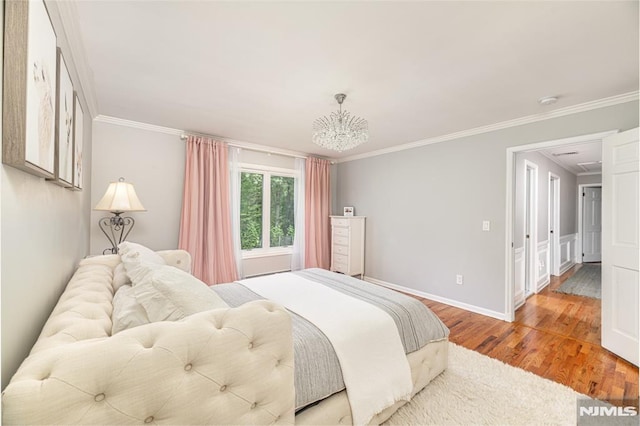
[330,216,366,277]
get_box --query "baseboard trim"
[364,276,508,322]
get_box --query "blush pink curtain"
[179,136,238,285]
[305,157,331,269]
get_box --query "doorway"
[549,173,560,276]
[524,161,538,298]
[579,185,602,263]
[505,129,617,321]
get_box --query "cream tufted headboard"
[2,252,295,425]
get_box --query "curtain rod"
[180,133,335,164]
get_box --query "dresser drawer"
[332,218,349,227]
[333,244,349,256]
[333,253,348,265]
[333,235,349,246]
[333,226,349,237]
[333,262,348,274]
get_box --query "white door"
[582,187,602,262]
[549,175,560,276]
[602,128,639,366]
[523,161,538,297]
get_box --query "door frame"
[549,172,561,276]
[504,129,618,321]
[577,183,603,265]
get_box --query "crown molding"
[95,115,182,136]
[337,91,639,163]
[50,0,99,119]
[97,90,637,164]
[94,115,312,160]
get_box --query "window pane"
[240,172,263,250]
[270,175,295,247]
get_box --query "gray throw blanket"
[213,268,449,411]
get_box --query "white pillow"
[112,263,131,292]
[111,285,150,334]
[119,242,166,282]
[134,265,229,322]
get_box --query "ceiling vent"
[552,151,579,157]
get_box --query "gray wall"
[336,101,638,314]
[1,3,93,389]
[90,122,320,279]
[90,121,185,254]
[514,151,578,249]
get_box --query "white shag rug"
[384,343,582,425]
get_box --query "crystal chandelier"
[312,93,368,152]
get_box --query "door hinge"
[582,253,585,257]
[583,192,585,196]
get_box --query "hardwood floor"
[416,264,639,406]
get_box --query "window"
[240,168,295,253]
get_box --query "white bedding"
[240,272,413,425]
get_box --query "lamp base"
[98,213,135,255]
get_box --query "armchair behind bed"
[2,252,295,425]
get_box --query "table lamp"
[94,177,146,254]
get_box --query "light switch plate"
[482,220,491,231]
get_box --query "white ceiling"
[70,1,639,158]
[538,140,603,175]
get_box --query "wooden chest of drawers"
[330,216,365,277]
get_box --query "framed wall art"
[73,94,84,190]
[2,0,58,179]
[53,48,74,187]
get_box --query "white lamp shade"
[94,180,146,213]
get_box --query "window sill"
[242,248,293,259]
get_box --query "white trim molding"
[514,247,525,309]
[365,277,508,321]
[536,239,551,291]
[94,115,314,160]
[559,233,578,275]
[339,92,637,163]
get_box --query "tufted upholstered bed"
[2,249,449,425]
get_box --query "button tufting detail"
[94,393,105,402]
[250,402,257,409]
[176,260,181,264]
[184,363,192,371]
[248,342,253,349]
[220,385,227,392]
[144,416,154,423]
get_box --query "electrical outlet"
[456,274,464,285]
